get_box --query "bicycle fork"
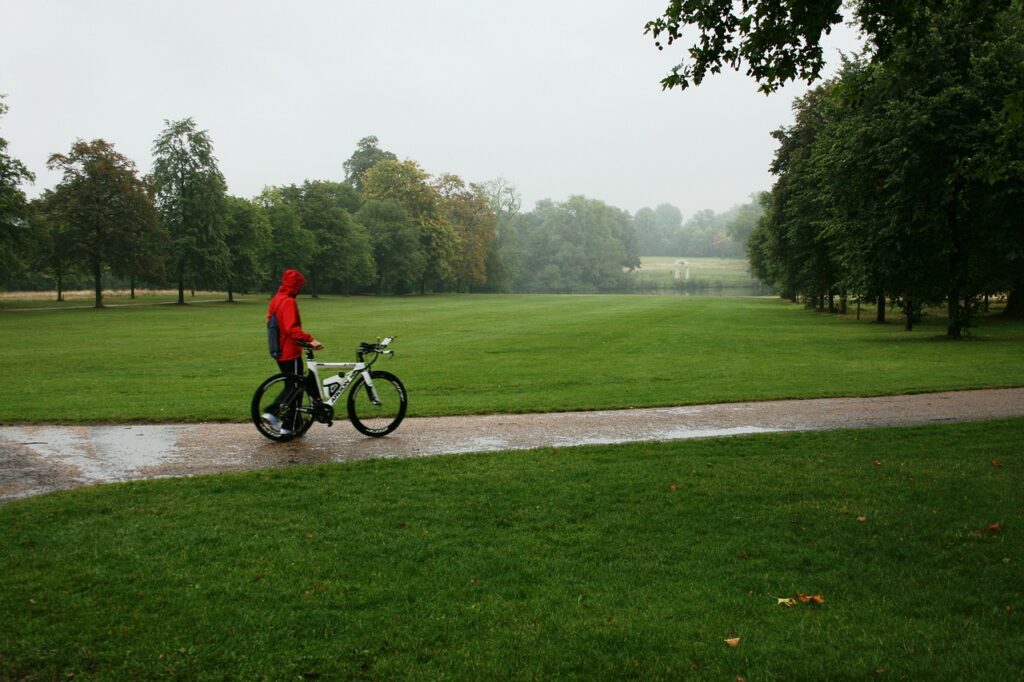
[361,371,382,405]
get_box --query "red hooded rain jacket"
[267,269,314,362]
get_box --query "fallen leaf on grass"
[724,637,741,647]
[985,524,1002,533]
[669,482,678,491]
[774,596,797,607]
[797,593,826,605]
[873,460,882,467]
[992,459,1004,468]
[857,515,868,522]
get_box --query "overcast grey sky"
[3,0,863,218]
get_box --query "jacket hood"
[278,269,306,296]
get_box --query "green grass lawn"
[2,294,1023,422]
[2,419,1021,679]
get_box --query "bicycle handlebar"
[298,337,396,360]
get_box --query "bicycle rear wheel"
[347,370,407,437]
[251,373,315,442]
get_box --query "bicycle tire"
[347,370,407,437]
[251,373,316,442]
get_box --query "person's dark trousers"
[270,357,304,430]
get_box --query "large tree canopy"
[151,118,229,304]
[645,0,1012,92]
[46,139,157,308]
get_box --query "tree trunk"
[904,298,913,331]
[93,262,103,308]
[876,296,885,323]
[130,274,136,300]
[946,175,966,338]
[1004,263,1024,317]
[827,289,835,314]
[57,273,64,302]
[947,289,963,339]
[178,277,185,305]
[227,283,235,303]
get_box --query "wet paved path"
[2,387,1024,502]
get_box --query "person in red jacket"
[263,269,322,434]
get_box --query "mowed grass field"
[633,256,761,288]
[2,420,1021,679]
[2,294,1024,422]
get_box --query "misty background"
[3,0,863,218]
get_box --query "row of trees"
[1,106,754,303]
[634,197,763,258]
[746,1,1023,336]
[646,0,1024,335]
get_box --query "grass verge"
[2,419,1021,679]
[1,295,1023,422]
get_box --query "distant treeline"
[0,111,755,302]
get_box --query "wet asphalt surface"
[2,387,1023,502]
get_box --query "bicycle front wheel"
[347,370,407,437]
[251,373,315,442]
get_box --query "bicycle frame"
[301,335,396,407]
[304,359,379,406]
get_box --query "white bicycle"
[251,337,407,442]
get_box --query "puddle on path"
[2,425,183,485]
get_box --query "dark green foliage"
[748,1,1024,335]
[45,139,158,308]
[277,181,376,296]
[644,0,1012,92]
[514,196,638,293]
[355,199,424,294]
[0,96,35,285]
[151,118,229,304]
[223,196,271,301]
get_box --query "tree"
[644,0,1012,93]
[343,135,397,192]
[481,177,523,292]
[115,182,167,299]
[362,159,460,293]
[223,196,271,302]
[516,196,638,293]
[749,1,1024,335]
[0,96,35,286]
[46,139,157,308]
[725,193,766,250]
[151,118,229,304]
[277,181,376,296]
[29,192,80,301]
[355,199,424,294]
[257,187,317,289]
[434,173,497,291]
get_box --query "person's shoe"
[262,412,283,432]
[279,427,293,436]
